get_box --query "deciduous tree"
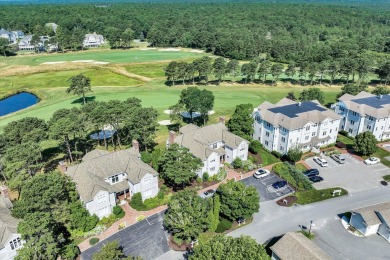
[227,104,254,141]
[66,74,92,105]
[355,131,377,156]
[299,88,325,104]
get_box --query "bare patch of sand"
[208,110,215,115]
[71,60,95,63]
[164,110,172,114]
[158,120,173,126]
[41,61,66,65]
[94,61,109,64]
[140,48,157,51]
[159,48,181,52]
[190,49,204,53]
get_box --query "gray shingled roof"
[338,91,390,118]
[270,232,331,260]
[0,206,19,248]
[0,28,10,35]
[175,123,248,160]
[66,148,157,202]
[256,98,340,130]
[352,201,390,226]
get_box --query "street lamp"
[309,220,313,235]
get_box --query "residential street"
[158,186,390,260]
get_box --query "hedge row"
[272,162,313,191]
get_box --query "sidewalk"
[78,164,277,252]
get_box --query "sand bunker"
[140,48,157,51]
[164,110,173,114]
[41,61,66,65]
[94,61,109,64]
[190,49,204,53]
[71,60,95,63]
[159,48,181,52]
[208,110,215,115]
[158,120,174,126]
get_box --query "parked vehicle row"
[253,168,288,190]
[303,168,324,183]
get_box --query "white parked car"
[253,168,270,179]
[364,157,380,165]
[331,154,346,164]
[313,157,328,167]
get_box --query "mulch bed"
[249,152,263,164]
[169,236,191,251]
[276,196,298,207]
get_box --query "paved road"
[230,186,390,245]
[81,212,169,260]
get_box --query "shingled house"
[0,192,23,260]
[270,232,331,260]
[253,98,340,154]
[350,201,390,242]
[66,141,159,219]
[168,118,249,178]
[333,91,390,141]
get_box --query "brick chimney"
[219,116,226,125]
[0,186,10,198]
[169,131,176,145]
[132,140,140,153]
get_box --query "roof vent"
[298,102,302,107]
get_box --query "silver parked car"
[331,154,345,164]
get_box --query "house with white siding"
[0,194,23,260]
[168,118,249,178]
[253,98,340,154]
[0,29,24,44]
[83,33,105,48]
[333,91,390,141]
[350,201,390,242]
[66,141,159,219]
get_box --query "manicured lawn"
[337,134,355,146]
[0,48,204,67]
[0,68,142,98]
[258,147,280,166]
[295,187,348,205]
[295,163,308,172]
[125,62,170,79]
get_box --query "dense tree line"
[165,57,390,87]
[0,2,389,63]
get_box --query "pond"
[0,92,40,117]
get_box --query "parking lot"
[241,173,294,202]
[305,154,390,193]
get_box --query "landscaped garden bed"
[276,196,298,207]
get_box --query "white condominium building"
[253,98,340,154]
[333,91,390,141]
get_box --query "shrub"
[203,172,209,181]
[232,157,243,169]
[129,192,147,211]
[141,151,152,164]
[136,215,145,222]
[157,190,165,200]
[271,151,283,159]
[213,168,227,181]
[173,234,183,245]
[286,147,303,162]
[160,184,169,194]
[215,218,233,233]
[89,237,99,245]
[339,130,349,137]
[272,162,313,191]
[242,160,257,172]
[113,206,125,219]
[99,214,118,227]
[196,177,203,183]
[249,140,262,154]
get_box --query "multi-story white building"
[168,118,249,178]
[253,98,340,154]
[334,91,390,141]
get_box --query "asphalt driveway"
[241,173,294,202]
[305,154,390,193]
[81,212,169,260]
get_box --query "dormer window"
[111,175,119,184]
[9,238,21,250]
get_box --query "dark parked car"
[309,176,324,183]
[272,181,287,189]
[304,169,319,177]
[203,189,215,198]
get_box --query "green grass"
[295,163,308,172]
[0,68,143,98]
[259,147,281,166]
[337,134,355,145]
[125,62,169,79]
[295,187,348,205]
[383,175,390,182]
[0,48,204,67]
[300,231,315,240]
